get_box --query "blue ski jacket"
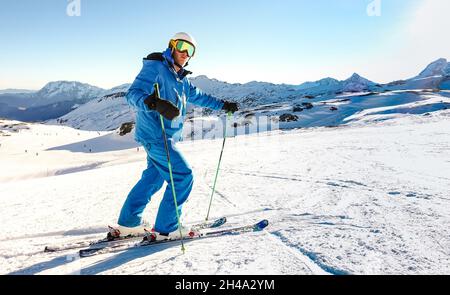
[125,48,224,144]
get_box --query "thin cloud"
[353,0,450,84]
[403,0,450,62]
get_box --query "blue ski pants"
[118,140,194,233]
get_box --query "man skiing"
[116,32,238,240]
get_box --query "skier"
[116,32,239,240]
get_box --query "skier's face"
[173,49,189,67]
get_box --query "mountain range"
[1,58,449,132]
[0,82,130,121]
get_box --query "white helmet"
[169,32,197,48]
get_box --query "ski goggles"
[170,39,195,57]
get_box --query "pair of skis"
[44,217,269,258]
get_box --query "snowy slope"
[50,89,450,136]
[48,92,135,131]
[184,90,450,140]
[0,109,449,275]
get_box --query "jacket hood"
[144,49,192,80]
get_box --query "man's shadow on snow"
[8,241,185,275]
[9,255,74,275]
[80,241,190,275]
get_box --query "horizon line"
[2,57,448,91]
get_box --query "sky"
[0,0,449,90]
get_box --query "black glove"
[144,92,180,120]
[222,101,239,113]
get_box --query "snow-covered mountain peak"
[189,75,234,94]
[103,84,131,96]
[191,75,233,87]
[319,77,340,85]
[193,75,210,81]
[416,58,448,78]
[36,81,104,99]
[342,73,375,92]
[299,77,340,89]
[345,73,371,83]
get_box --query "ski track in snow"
[199,168,332,274]
[1,110,450,274]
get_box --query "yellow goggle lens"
[174,40,195,57]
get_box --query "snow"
[297,77,341,90]
[1,109,449,275]
[35,81,104,104]
[385,58,450,91]
[342,73,376,93]
[48,92,134,131]
[1,58,449,275]
[343,93,450,122]
[48,81,449,134]
[416,58,448,79]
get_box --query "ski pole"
[154,83,186,253]
[205,111,232,221]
